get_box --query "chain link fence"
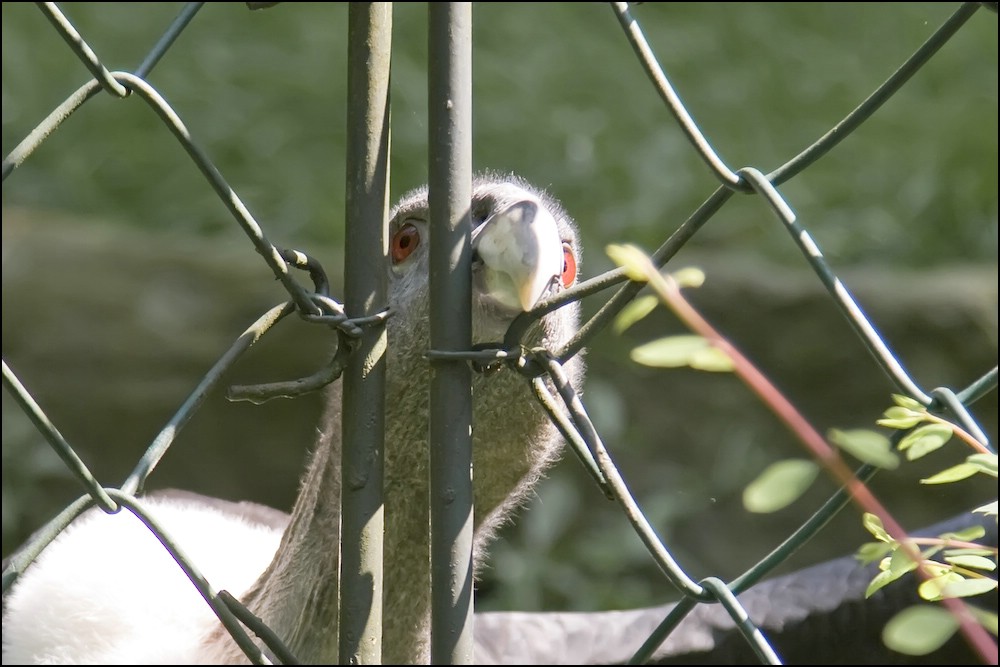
[2,2,997,664]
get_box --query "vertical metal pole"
[428,3,474,664]
[340,3,391,664]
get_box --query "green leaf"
[742,459,819,513]
[828,428,900,469]
[887,546,919,576]
[877,417,923,429]
[877,406,925,430]
[920,463,979,484]
[613,295,658,334]
[918,572,964,601]
[898,423,953,461]
[631,335,710,369]
[863,512,893,543]
[941,576,998,599]
[944,547,994,558]
[670,266,705,288]
[688,345,734,372]
[607,244,652,282]
[891,394,925,410]
[939,525,986,542]
[866,568,903,598]
[943,554,997,571]
[882,606,959,655]
[966,453,998,478]
[973,500,998,517]
[856,541,893,565]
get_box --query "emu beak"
[472,200,563,312]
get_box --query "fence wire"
[1,2,997,665]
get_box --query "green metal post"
[428,2,474,664]
[340,2,391,664]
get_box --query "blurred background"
[2,2,997,616]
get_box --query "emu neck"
[379,353,559,664]
[235,414,344,664]
[212,328,569,664]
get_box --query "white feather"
[2,497,282,664]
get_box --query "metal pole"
[428,2,474,664]
[340,3,391,664]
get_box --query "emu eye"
[391,223,421,264]
[561,243,577,287]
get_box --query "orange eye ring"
[561,243,577,287]
[391,223,421,264]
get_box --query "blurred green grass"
[2,2,997,617]
[3,3,996,265]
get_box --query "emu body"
[1,175,584,665]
